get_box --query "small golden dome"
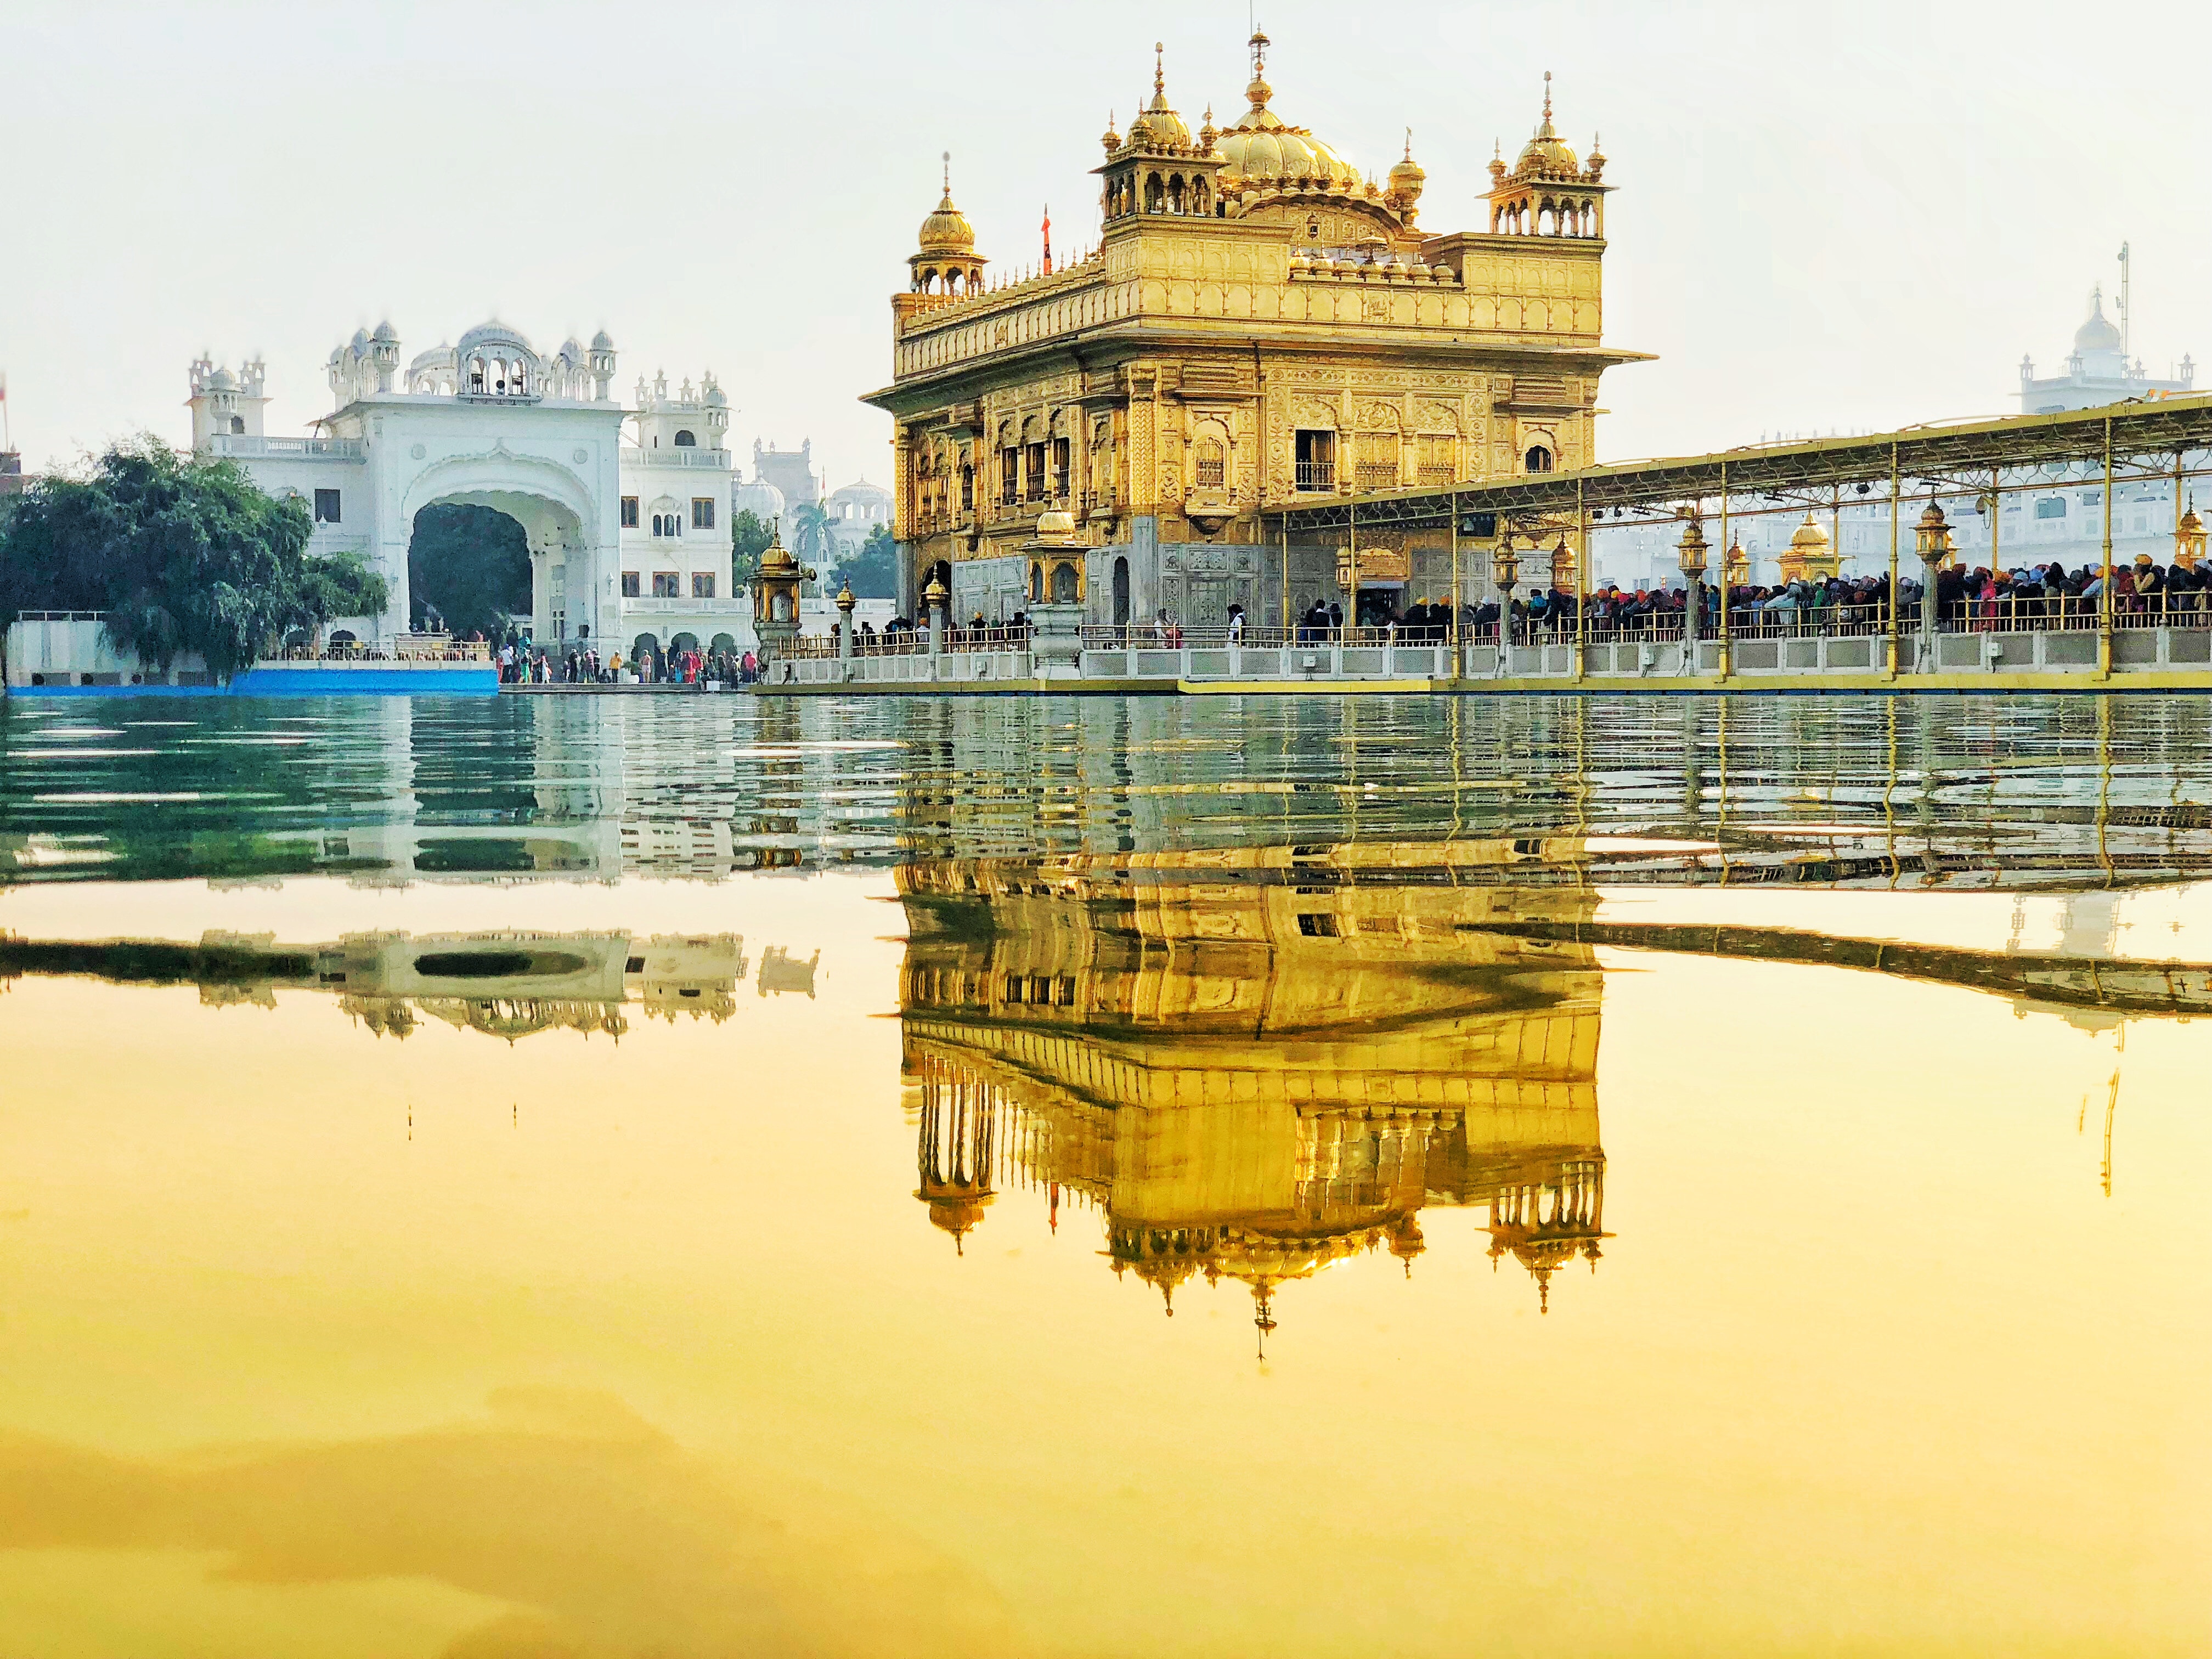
[917,153,975,256]
[757,520,798,578]
[1387,130,1426,200]
[1790,514,1831,554]
[1100,110,1120,155]
[1130,43,1190,150]
[1513,72,1582,180]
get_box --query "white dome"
[371,319,398,343]
[590,329,615,351]
[2074,294,2123,356]
[208,366,236,391]
[733,479,787,520]
[458,318,535,359]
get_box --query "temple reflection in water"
[898,842,1611,1336]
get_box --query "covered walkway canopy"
[1263,392,2212,534]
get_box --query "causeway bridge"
[766,393,2212,696]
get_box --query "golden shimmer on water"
[0,851,2206,1658]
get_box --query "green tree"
[787,502,831,565]
[406,504,531,639]
[730,509,775,586]
[838,523,898,599]
[0,437,387,680]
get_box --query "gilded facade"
[863,37,1647,629]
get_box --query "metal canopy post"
[2100,415,2115,679]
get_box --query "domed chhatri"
[1385,129,1426,216]
[1129,42,1192,150]
[1780,512,1841,583]
[917,154,976,256]
[908,152,989,296]
[2074,287,2123,356]
[1514,72,1580,179]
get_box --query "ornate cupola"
[1486,72,1612,239]
[1385,129,1426,225]
[910,154,988,296]
[1096,43,1228,226]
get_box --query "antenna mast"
[2118,241,2132,367]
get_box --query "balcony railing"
[1294,462,1336,493]
[619,596,752,614]
[207,435,364,461]
[619,448,731,470]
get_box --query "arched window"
[1193,441,1226,490]
[1525,444,1555,473]
[1030,562,1044,603]
[674,430,697,447]
[1051,561,1080,603]
[229,415,245,435]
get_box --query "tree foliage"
[730,508,775,586]
[407,504,531,639]
[0,437,389,680]
[838,523,898,599]
[786,501,831,565]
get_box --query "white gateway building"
[188,320,756,659]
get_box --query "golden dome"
[1128,43,1191,150]
[1214,29,1361,194]
[917,153,975,256]
[1387,131,1426,200]
[1511,73,1582,181]
[757,520,798,578]
[1789,515,1831,555]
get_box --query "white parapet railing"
[618,448,732,470]
[206,435,365,461]
[619,597,753,615]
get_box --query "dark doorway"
[408,505,531,638]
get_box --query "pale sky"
[2,0,2204,486]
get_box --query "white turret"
[629,368,730,453]
[187,354,270,450]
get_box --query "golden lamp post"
[2176,498,2206,572]
[1912,496,1954,672]
[1492,535,1521,668]
[1675,510,1709,673]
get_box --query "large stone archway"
[397,447,614,646]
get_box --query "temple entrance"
[1354,583,1406,629]
[1112,556,1131,625]
[402,458,598,649]
[408,504,531,640]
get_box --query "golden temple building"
[895,848,1612,1335]
[864,33,1648,631]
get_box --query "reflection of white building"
[189,320,752,659]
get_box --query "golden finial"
[1543,69,1553,123]
[1404,126,1414,160]
[1154,40,1165,99]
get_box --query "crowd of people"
[1271,554,2212,642]
[482,633,760,686]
